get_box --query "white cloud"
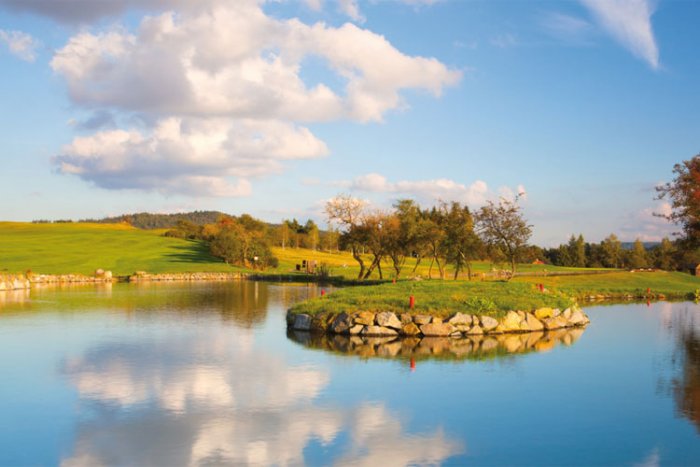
[340,172,525,207]
[338,0,365,22]
[50,6,460,123]
[47,1,461,196]
[580,0,659,69]
[53,117,327,197]
[0,29,40,62]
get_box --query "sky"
[0,0,698,246]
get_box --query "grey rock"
[480,315,499,331]
[293,314,312,331]
[376,311,402,329]
[448,312,472,326]
[420,322,456,337]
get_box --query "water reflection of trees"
[671,307,700,432]
[288,327,586,362]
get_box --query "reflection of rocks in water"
[288,327,586,361]
[0,288,30,309]
[671,309,700,433]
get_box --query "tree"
[628,238,649,269]
[325,194,367,279]
[573,234,586,267]
[475,197,532,277]
[600,234,622,268]
[304,219,320,250]
[442,201,482,280]
[656,155,700,247]
[653,237,677,270]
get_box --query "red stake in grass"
[321,289,326,297]
[409,295,415,309]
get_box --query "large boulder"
[569,309,589,325]
[413,314,432,325]
[354,311,375,326]
[420,322,456,337]
[330,313,353,334]
[480,315,499,331]
[293,314,312,331]
[524,313,544,331]
[534,307,554,320]
[376,311,402,330]
[502,311,522,331]
[448,312,472,326]
[401,322,421,336]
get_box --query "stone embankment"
[0,271,114,291]
[127,271,246,282]
[288,326,585,360]
[287,306,589,338]
[0,274,31,291]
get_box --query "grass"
[289,280,575,318]
[514,271,700,299]
[0,222,241,276]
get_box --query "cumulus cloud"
[339,172,525,207]
[50,5,460,123]
[54,117,327,197]
[0,29,40,62]
[580,0,659,69]
[45,0,460,196]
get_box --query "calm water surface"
[1,282,699,466]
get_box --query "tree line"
[541,234,679,270]
[325,194,532,280]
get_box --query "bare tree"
[325,194,368,279]
[476,196,532,278]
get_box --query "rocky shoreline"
[287,306,590,338]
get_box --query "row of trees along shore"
[324,195,531,280]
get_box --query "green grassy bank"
[289,281,575,319]
[0,222,240,275]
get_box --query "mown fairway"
[0,222,237,275]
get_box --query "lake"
[0,281,699,466]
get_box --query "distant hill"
[82,211,230,229]
[621,241,660,250]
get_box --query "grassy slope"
[0,222,240,275]
[514,271,700,298]
[290,280,574,318]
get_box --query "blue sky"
[0,0,698,246]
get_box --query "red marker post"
[321,289,326,297]
[410,357,416,372]
[409,295,415,309]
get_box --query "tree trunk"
[412,256,421,273]
[352,245,366,280]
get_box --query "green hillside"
[0,222,238,275]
